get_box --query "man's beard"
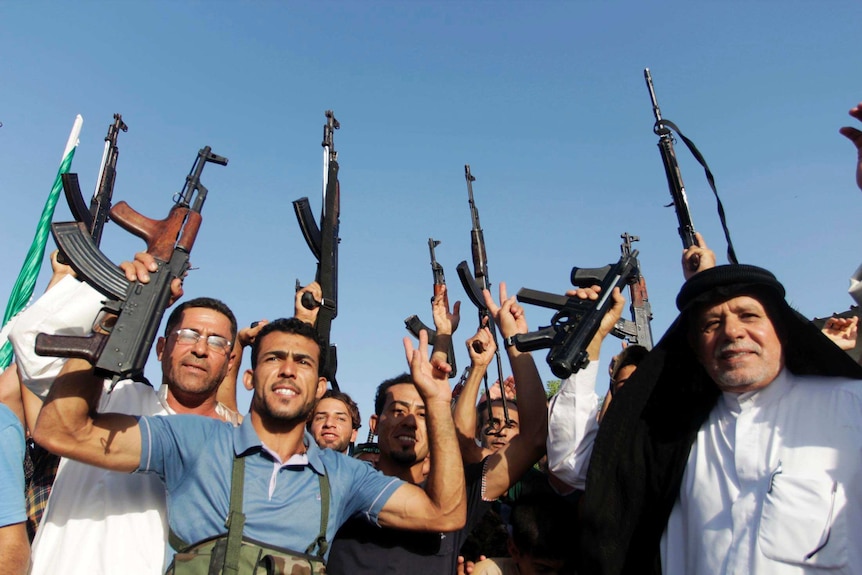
[255,392,316,426]
[389,449,418,466]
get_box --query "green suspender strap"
[166,455,331,575]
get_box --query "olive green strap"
[222,455,246,575]
[304,470,330,559]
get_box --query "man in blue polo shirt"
[0,402,29,573]
[34,317,466,568]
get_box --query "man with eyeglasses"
[9,254,240,575]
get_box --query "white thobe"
[546,360,601,491]
[10,276,171,575]
[662,369,862,574]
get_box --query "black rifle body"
[35,147,227,383]
[59,114,128,263]
[644,69,698,251]
[456,165,512,427]
[293,110,340,389]
[404,238,457,377]
[512,251,639,379]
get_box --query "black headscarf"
[577,265,862,575]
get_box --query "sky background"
[2,1,861,428]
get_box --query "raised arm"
[820,315,858,351]
[33,357,142,472]
[294,282,322,326]
[217,320,267,415]
[547,286,625,492]
[452,326,495,464]
[480,282,547,500]
[377,331,467,532]
[681,232,716,281]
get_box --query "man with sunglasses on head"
[9,253,240,575]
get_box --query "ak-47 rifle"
[404,238,457,377]
[644,68,738,268]
[455,164,514,431]
[510,251,639,379]
[34,147,228,384]
[58,113,128,261]
[610,233,654,350]
[293,110,341,389]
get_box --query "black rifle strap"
[659,119,739,265]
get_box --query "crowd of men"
[1,102,862,575]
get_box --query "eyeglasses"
[172,328,232,354]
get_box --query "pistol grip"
[35,332,108,364]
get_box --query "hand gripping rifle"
[644,68,738,268]
[455,165,514,431]
[58,113,128,261]
[509,251,639,379]
[293,111,341,390]
[404,238,457,377]
[34,147,228,385]
[609,233,654,350]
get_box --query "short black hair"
[476,398,519,420]
[164,297,237,341]
[374,373,413,416]
[251,317,328,376]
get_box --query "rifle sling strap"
[168,452,331,570]
[658,118,739,265]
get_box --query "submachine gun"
[293,110,341,390]
[35,147,228,385]
[58,113,128,261]
[404,238,457,377]
[510,251,639,379]
[455,165,514,433]
[644,68,738,267]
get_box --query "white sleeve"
[546,359,602,491]
[8,275,105,398]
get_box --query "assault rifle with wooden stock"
[293,110,341,390]
[404,238,457,377]
[35,146,227,385]
[610,233,654,350]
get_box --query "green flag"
[0,115,83,369]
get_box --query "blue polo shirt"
[137,414,402,561]
[0,404,26,528]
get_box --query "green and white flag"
[0,115,83,370]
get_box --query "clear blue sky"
[2,1,861,426]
